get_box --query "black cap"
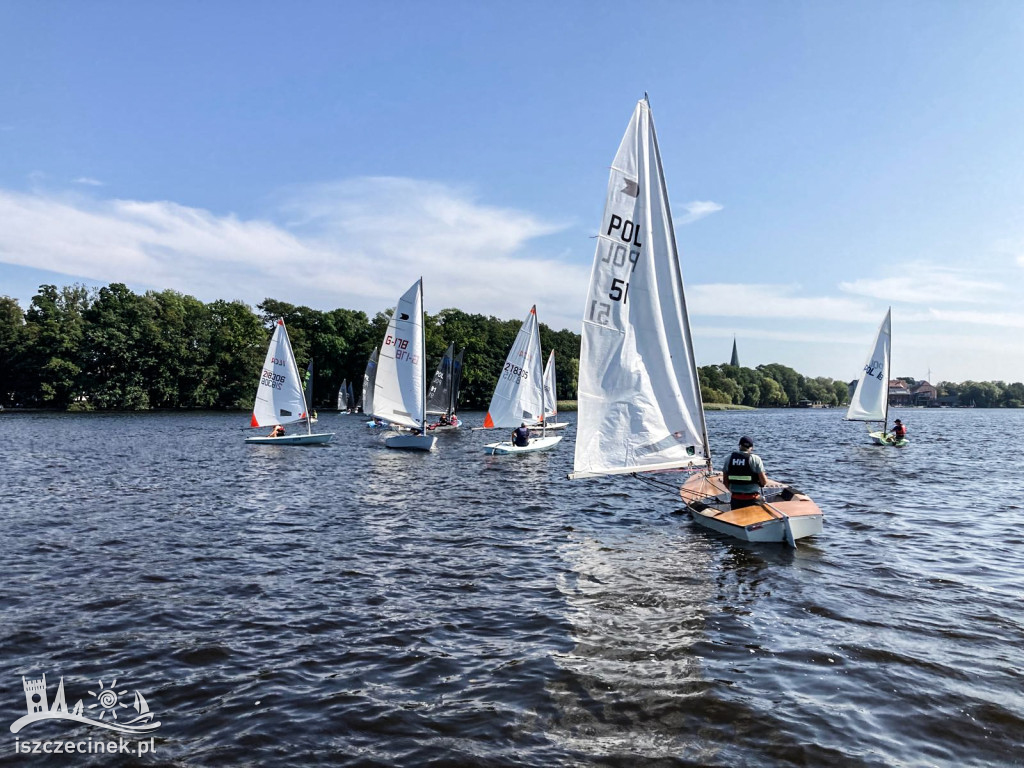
[894,419,902,424]
[739,436,753,448]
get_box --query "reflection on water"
[0,408,1022,766]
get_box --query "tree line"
[0,283,580,411]
[2,283,1019,411]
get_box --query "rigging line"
[630,472,685,497]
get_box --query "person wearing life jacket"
[890,419,907,443]
[512,422,531,447]
[268,425,285,438]
[722,435,767,510]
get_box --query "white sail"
[426,343,454,416]
[250,319,309,428]
[571,98,709,480]
[372,279,426,430]
[361,350,378,415]
[483,306,545,429]
[846,309,891,423]
[541,350,557,420]
[337,379,346,410]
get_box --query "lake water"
[1,408,1022,767]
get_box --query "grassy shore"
[556,400,755,412]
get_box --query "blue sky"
[2,1,1022,382]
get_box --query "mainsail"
[570,98,709,480]
[426,343,455,416]
[346,380,354,411]
[372,279,426,431]
[846,309,891,424]
[450,349,464,417]
[337,379,347,411]
[250,319,309,428]
[361,349,379,417]
[541,350,557,421]
[483,306,545,429]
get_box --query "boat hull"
[245,433,334,446]
[869,431,909,447]
[385,434,437,451]
[680,472,823,544]
[485,435,563,455]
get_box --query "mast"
[420,277,427,434]
[883,307,891,435]
[648,96,712,470]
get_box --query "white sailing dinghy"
[846,308,906,446]
[568,97,821,545]
[360,349,386,426]
[337,379,348,412]
[535,350,568,431]
[426,342,461,431]
[481,306,563,455]
[246,319,334,445]
[373,279,436,451]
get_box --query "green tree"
[23,284,90,407]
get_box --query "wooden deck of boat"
[681,472,822,523]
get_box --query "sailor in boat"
[512,422,531,447]
[889,419,907,443]
[722,436,767,510]
[268,425,285,438]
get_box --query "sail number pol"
[588,213,642,327]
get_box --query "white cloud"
[676,200,723,225]
[0,179,586,328]
[72,177,104,186]
[689,283,877,322]
[838,263,1007,305]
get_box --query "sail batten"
[571,99,709,480]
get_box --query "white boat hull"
[245,433,334,446]
[385,434,437,451]
[484,435,563,455]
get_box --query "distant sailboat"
[536,350,568,431]
[426,343,462,430]
[481,306,562,455]
[361,349,383,426]
[568,97,822,545]
[846,308,907,446]
[337,379,348,412]
[373,279,437,451]
[245,319,334,445]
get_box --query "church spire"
[730,336,740,367]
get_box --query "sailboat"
[536,350,568,431]
[347,380,355,412]
[568,97,822,545]
[846,308,907,446]
[373,279,437,451]
[301,361,318,423]
[337,379,348,412]
[426,343,462,430]
[246,319,334,445]
[481,306,563,455]
[360,349,385,426]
